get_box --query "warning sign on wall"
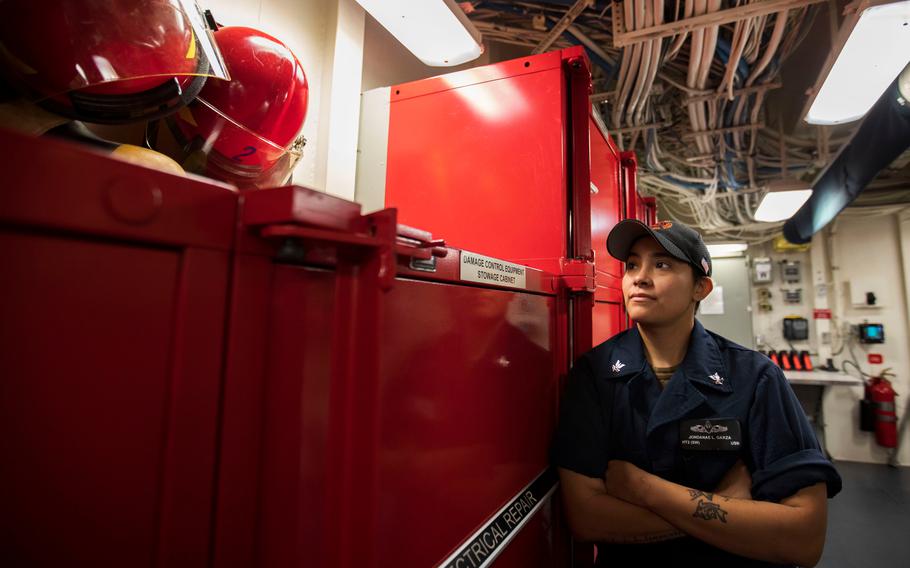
[460,251,527,290]
[813,309,832,319]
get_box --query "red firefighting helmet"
[0,0,229,124]
[169,26,309,189]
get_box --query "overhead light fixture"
[805,0,910,125]
[355,0,484,67]
[754,180,813,222]
[707,243,749,258]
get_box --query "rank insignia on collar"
[612,360,625,374]
[709,372,724,385]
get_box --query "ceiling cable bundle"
[467,1,838,239]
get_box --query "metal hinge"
[558,258,596,293]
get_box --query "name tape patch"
[438,468,557,568]
[460,251,527,290]
[680,418,742,451]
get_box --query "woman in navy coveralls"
[552,219,841,567]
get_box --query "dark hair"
[691,265,705,314]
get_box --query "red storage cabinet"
[360,46,642,351]
[0,129,236,566]
[1,133,577,567]
[383,52,571,274]
[358,48,651,565]
[213,186,571,567]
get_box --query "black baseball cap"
[607,219,712,276]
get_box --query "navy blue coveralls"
[552,320,842,567]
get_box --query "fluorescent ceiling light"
[355,0,484,67]
[806,0,910,125]
[707,243,748,258]
[754,189,813,222]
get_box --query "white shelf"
[785,369,862,386]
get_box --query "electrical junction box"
[780,260,801,283]
[858,323,885,343]
[753,257,773,283]
[783,317,809,341]
[781,288,802,303]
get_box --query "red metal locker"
[590,115,623,286]
[384,52,570,275]
[367,47,645,566]
[590,115,627,346]
[372,47,637,353]
[380,48,602,275]
[0,129,236,566]
[213,186,571,567]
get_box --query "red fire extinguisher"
[869,374,898,448]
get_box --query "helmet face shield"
[170,97,303,189]
[0,0,229,122]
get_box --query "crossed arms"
[558,460,828,567]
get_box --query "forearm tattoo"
[687,489,711,501]
[688,489,729,523]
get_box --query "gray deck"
[821,461,910,568]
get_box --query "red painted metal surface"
[385,50,571,274]
[566,54,593,263]
[242,184,362,229]
[563,52,597,362]
[593,300,626,346]
[590,116,624,294]
[383,47,637,355]
[0,129,236,249]
[590,104,628,347]
[638,197,657,225]
[0,128,235,566]
[380,48,643,567]
[621,151,640,222]
[214,185,568,568]
[376,278,559,566]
